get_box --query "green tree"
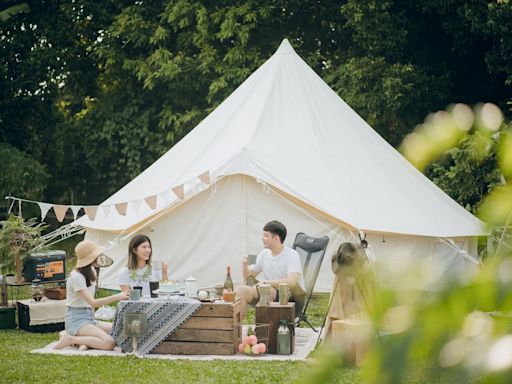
[0,0,124,205]
[73,0,346,199]
[325,0,512,146]
[2,0,511,207]
[0,143,48,203]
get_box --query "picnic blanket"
[33,327,318,361]
[111,297,201,354]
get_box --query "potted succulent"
[129,265,151,297]
[0,215,47,283]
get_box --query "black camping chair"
[292,232,329,332]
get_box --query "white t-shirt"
[66,270,96,308]
[249,246,305,290]
[117,265,162,297]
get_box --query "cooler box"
[23,250,66,282]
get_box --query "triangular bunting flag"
[132,200,142,216]
[159,190,171,206]
[101,204,111,218]
[53,205,69,222]
[38,203,52,221]
[198,171,211,185]
[172,185,184,199]
[70,205,82,220]
[115,202,128,216]
[144,195,157,210]
[84,206,98,221]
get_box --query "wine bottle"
[224,266,234,291]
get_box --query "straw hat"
[75,240,105,268]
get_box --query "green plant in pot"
[0,215,47,283]
[129,265,151,297]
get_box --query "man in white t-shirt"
[237,220,306,321]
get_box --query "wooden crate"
[331,319,372,366]
[44,286,66,300]
[255,302,295,354]
[153,300,241,355]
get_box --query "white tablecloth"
[18,298,66,325]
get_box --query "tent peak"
[275,38,296,55]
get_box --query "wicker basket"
[237,323,270,355]
[44,286,66,300]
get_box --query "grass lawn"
[0,291,476,384]
[0,293,364,384]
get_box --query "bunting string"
[3,169,213,223]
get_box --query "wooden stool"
[255,302,295,354]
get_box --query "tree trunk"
[15,254,23,283]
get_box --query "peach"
[247,335,258,345]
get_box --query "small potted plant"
[0,215,47,283]
[129,265,151,297]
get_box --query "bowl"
[222,290,236,302]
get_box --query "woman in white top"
[118,234,169,296]
[54,240,130,350]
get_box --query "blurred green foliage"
[308,104,512,384]
[425,135,501,214]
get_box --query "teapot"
[256,283,272,306]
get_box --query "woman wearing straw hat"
[54,240,130,350]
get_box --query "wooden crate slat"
[180,316,234,330]
[193,303,234,317]
[167,329,234,343]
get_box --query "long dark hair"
[77,264,97,287]
[128,234,152,270]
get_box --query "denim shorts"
[65,307,98,336]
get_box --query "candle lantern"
[31,279,44,302]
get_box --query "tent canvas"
[75,39,485,291]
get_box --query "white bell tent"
[75,39,485,291]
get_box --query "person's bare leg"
[54,324,115,350]
[96,321,112,334]
[236,285,258,321]
[88,321,114,351]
